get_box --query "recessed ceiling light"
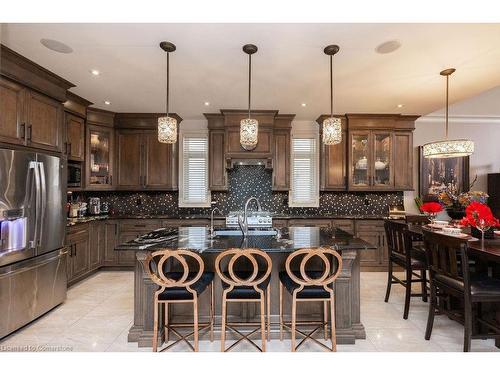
[397,104,404,108]
[301,103,307,107]
[40,38,73,54]
[375,40,402,54]
[204,102,210,106]
[103,100,111,105]
[90,69,100,76]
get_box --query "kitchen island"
[116,226,376,346]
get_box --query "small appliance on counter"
[100,201,110,214]
[387,204,406,219]
[89,197,101,215]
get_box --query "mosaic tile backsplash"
[75,165,403,217]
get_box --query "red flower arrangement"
[459,202,500,228]
[420,202,444,214]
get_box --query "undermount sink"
[214,228,278,237]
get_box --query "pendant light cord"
[445,73,449,139]
[166,51,170,117]
[330,54,333,118]
[248,53,252,119]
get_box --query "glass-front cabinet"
[86,124,114,189]
[349,131,393,190]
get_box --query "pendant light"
[158,41,177,144]
[323,45,342,145]
[423,68,474,158]
[240,44,258,151]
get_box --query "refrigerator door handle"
[37,162,47,247]
[30,161,41,249]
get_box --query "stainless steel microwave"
[67,162,82,188]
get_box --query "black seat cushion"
[157,272,214,301]
[279,271,333,299]
[221,271,270,299]
[391,252,426,269]
[433,273,500,301]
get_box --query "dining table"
[407,224,500,348]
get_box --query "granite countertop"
[66,215,109,226]
[115,226,376,253]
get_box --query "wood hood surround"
[204,109,294,191]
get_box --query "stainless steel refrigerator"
[0,147,67,339]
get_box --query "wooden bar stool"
[215,248,272,352]
[279,247,342,352]
[141,249,214,352]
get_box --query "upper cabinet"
[346,114,418,191]
[0,45,74,153]
[205,110,294,192]
[113,113,180,190]
[85,108,115,190]
[316,115,347,191]
[64,91,92,162]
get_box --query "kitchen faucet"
[238,197,262,237]
[210,207,222,238]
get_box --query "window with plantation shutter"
[289,137,319,207]
[179,132,210,207]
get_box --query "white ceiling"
[2,23,500,120]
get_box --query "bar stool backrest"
[405,215,430,226]
[215,248,272,293]
[384,220,413,259]
[285,247,342,295]
[142,249,204,293]
[422,229,471,292]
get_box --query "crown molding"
[417,115,500,124]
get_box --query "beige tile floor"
[1,270,499,352]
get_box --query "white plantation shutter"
[179,134,210,207]
[289,137,319,207]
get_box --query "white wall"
[404,116,500,213]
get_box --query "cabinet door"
[272,130,290,191]
[66,113,85,161]
[332,219,354,235]
[372,132,393,189]
[349,131,371,190]
[89,221,105,270]
[143,131,177,190]
[66,246,73,282]
[26,90,63,152]
[86,125,114,189]
[116,130,143,189]
[393,131,413,190]
[0,77,26,145]
[71,233,90,279]
[104,222,118,265]
[321,131,346,190]
[209,130,227,191]
[356,230,381,266]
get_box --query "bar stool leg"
[221,294,227,352]
[260,296,266,351]
[279,282,283,341]
[267,284,271,341]
[291,297,297,352]
[384,261,393,302]
[330,295,336,352]
[323,301,328,340]
[210,281,214,342]
[193,298,199,352]
[153,299,159,352]
[164,302,169,343]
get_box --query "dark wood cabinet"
[25,90,63,153]
[272,130,290,190]
[115,129,177,190]
[209,130,227,191]
[117,220,161,266]
[393,131,413,190]
[355,220,387,270]
[103,221,118,265]
[226,128,273,155]
[86,124,114,190]
[65,113,85,161]
[89,221,105,271]
[0,77,26,146]
[66,225,90,284]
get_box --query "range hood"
[226,157,273,169]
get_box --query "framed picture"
[418,146,470,199]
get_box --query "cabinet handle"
[27,124,32,141]
[19,123,26,140]
[109,175,113,185]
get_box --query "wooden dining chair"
[384,220,428,319]
[141,248,214,352]
[422,229,500,351]
[215,248,272,352]
[279,247,342,352]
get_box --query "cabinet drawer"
[119,220,160,232]
[355,220,384,231]
[332,219,354,234]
